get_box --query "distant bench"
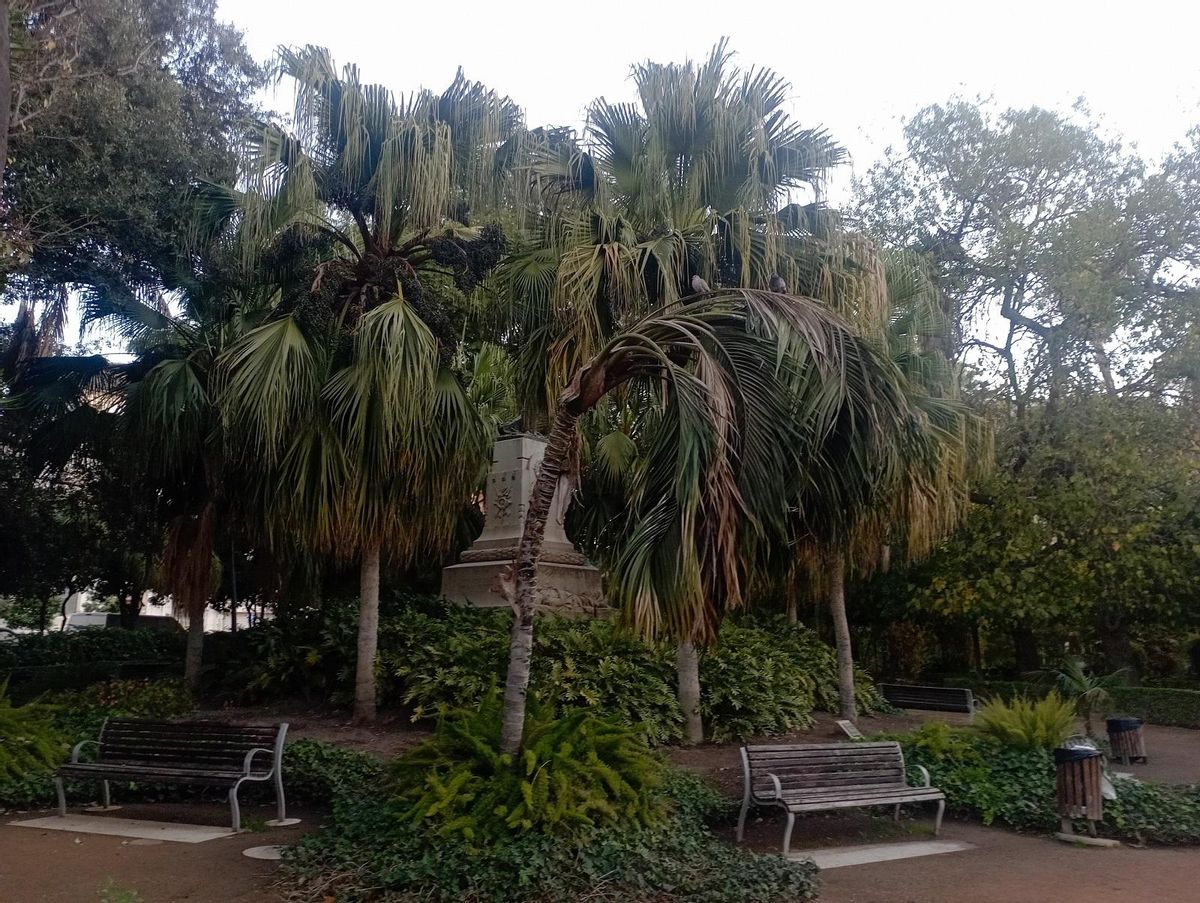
[55,718,288,831]
[880,683,976,721]
[737,740,945,854]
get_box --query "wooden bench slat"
[745,741,900,752]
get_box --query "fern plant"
[392,690,665,842]
[0,683,65,781]
[975,692,1075,750]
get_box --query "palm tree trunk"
[353,542,382,724]
[499,405,579,755]
[828,550,857,721]
[676,641,703,744]
[184,605,205,691]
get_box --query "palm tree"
[497,287,918,753]
[1040,657,1126,737]
[792,245,989,721]
[213,47,512,721]
[501,43,846,740]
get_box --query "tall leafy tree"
[214,47,515,721]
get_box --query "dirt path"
[0,802,309,903]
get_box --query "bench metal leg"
[782,811,796,856]
[894,803,902,822]
[274,768,286,823]
[736,797,750,841]
[54,777,66,817]
[102,780,111,809]
[228,785,242,833]
[934,799,945,836]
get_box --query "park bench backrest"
[97,719,284,771]
[742,741,907,797]
[880,684,975,713]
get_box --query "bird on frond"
[690,274,711,294]
[768,273,787,293]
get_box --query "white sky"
[218,0,1200,196]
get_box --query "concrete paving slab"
[789,839,974,869]
[9,815,235,843]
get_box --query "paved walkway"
[818,820,1200,903]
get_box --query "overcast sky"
[218,0,1200,194]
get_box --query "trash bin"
[1054,745,1104,832]
[1106,715,1147,765]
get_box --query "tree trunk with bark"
[353,542,382,724]
[1011,624,1040,674]
[184,605,205,690]
[499,404,580,754]
[0,0,10,187]
[676,640,703,744]
[827,550,857,721]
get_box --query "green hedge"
[944,678,1200,729]
[0,629,185,667]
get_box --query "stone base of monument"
[441,433,607,617]
[441,558,607,617]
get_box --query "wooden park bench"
[880,683,977,721]
[737,741,945,854]
[55,718,288,832]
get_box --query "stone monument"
[441,433,607,616]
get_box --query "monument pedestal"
[441,434,606,616]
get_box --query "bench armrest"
[762,772,784,800]
[911,765,932,788]
[242,747,277,776]
[70,739,100,764]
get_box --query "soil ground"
[2,707,1197,902]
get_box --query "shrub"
[281,740,384,806]
[0,629,185,668]
[394,693,664,841]
[1109,686,1200,729]
[0,685,64,782]
[284,769,818,903]
[975,693,1075,749]
[1107,778,1200,845]
[896,723,1200,844]
[896,723,1058,831]
[0,677,194,810]
[699,624,816,740]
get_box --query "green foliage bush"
[698,623,816,740]
[0,629,184,668]
[1109,686,1200,729]
[897,722,1200,844]
[284,768,817,903]
[281,740,384,807]
[1107,778,1200,845]
[394,693,664,841]
[0,685,64,782]
[975,693,1075,749]
[953,678,1200,730]
[0,678,193,810]
[217,598,884,743]
[898,723,1057,831]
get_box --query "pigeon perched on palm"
[768,273,787,293]
[690,274,711,294]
